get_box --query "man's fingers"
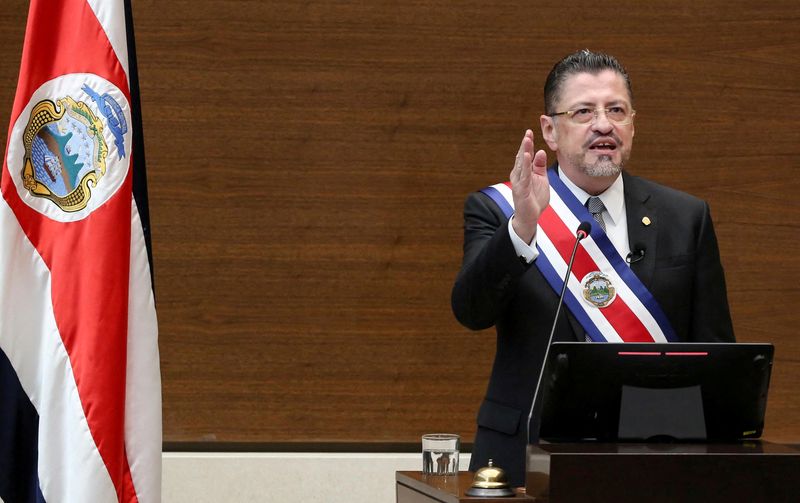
[514,131,530,164]
[512,130,535,181]
[518,151,532,184]
[532,149,548,174]
[523,131,534,155]
[525,129,534,151]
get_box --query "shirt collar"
[557,166,626,226]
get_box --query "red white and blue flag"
[481,169,677,344]
[0,0,161,501]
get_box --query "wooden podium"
[526,441,800,503]
[397,442,800,503]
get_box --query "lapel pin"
[642,216,651,226]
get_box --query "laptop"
[536,342,773,442]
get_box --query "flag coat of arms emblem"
[0,0,161,501]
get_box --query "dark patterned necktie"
[586,196,607,232]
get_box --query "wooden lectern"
[526,441,800,503]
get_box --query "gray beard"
[571,153,624,177]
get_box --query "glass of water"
[422,433,460,475]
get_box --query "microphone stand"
[526,223,590,444]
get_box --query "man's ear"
[540,115,558,151]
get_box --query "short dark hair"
[544,49,633,114]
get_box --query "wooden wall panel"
[0,0,797,446]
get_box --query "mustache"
[582,133,623,149]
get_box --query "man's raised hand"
[509,129,549,244]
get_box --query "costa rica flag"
[0,0,161,501]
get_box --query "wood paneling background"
[1,1,797,447]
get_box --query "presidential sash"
[480,170,677,343]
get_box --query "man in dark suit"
[451,50,735,487]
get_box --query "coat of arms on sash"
[582,271,616,308]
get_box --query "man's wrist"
[508,216,538,263]
[511,215,536,245]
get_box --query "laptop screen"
[536,342,773,442]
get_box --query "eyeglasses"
[549,106,636,126]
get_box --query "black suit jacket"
[451,169,735,486]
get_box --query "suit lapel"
[623,172,658,289]
[563,309,586,342]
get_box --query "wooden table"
[396,471,534,502]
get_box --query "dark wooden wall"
[1,1,797,447]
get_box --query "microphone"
[626,245,646,264]
[526,220,592,444]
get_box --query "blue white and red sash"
[480,170,677,343]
